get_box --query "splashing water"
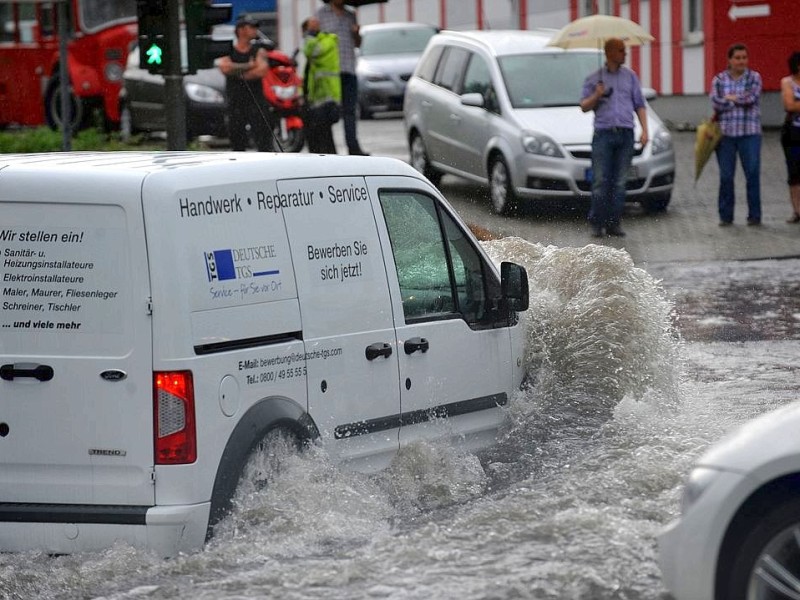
[484,237,682,419]
[2,239,765,600]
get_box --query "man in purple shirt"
[581,38,648,238]
[710,43,763,226]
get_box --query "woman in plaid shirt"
[711,43,763,226]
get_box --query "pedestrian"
[302,16,341,154]
[780,51,800,224]
[316,0,369,156]
[580,38,648,238]
[216,15,275,152]
[710,43,763,226]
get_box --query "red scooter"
[258,37,305,153]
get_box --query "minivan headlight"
[521,132,563,158]
[185,82,225,105]
[651,128,673,155]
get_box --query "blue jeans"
[715,134,762,223]
[340,72,362,154]
[589,128,634,228]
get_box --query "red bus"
[0,0,137,130]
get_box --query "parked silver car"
[357,22,438,119]
[403,30,675,214]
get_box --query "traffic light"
[137,0,168,75]
[186,0,233,74]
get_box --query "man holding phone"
[580,38,648,238]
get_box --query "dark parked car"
[356,22,438,119]
[118,44,228,140]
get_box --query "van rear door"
[0,188,154,506]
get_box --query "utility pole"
[165,0,187,150]
[58,0,71,151]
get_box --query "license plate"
[584,166,638,183]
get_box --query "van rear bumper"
[0,502,210,557]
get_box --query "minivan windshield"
[360,26,437,57]
[498,52,601,109]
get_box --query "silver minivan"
[403,30,675,215]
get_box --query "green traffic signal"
[137,0,168,74]
[146,43,164,66]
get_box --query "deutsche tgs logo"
[205,249,236,282]
[205,246,280,282]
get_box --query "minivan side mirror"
[461,92,485,108]
[500,261,529,312]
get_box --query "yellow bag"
[694,118,722,182]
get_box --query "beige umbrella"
[695,117,722,182]
[546,14,655,50]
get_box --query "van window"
[379,191,488,324]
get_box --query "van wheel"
[234,428,303,498]
[489,155,518,215]
[410,132,442,186]
[206,426,304,540]
[718,496,800,600]
[44,75,88,132]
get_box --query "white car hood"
[698,401,800,475]
[512,105,653,145]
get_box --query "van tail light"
[153,371,197,464]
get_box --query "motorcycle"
[256,36,305,153]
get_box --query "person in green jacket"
[302,17,341,154]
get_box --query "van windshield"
[498,52,600,109]
[80,0,137,32]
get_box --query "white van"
[0,151,528,556]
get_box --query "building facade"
[278,0,798,96]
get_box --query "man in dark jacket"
[217,16,275,152]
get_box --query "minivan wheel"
[489,156,518,215]
[410,132,442,186]
[719,497,800,600]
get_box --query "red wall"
[711,0,800,91]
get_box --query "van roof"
[0,151,417,179]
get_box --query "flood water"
[2,240,798,600]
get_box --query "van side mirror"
[500,261,529,312]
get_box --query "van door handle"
[404,337,429,354]
[0,363,54,382]
[365,343,393,361]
